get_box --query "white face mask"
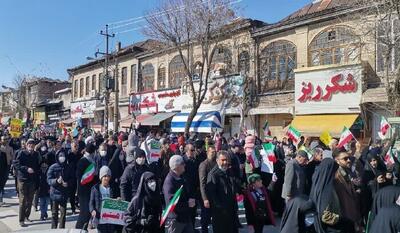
[41,146,47,152]
[99,151,107,157]
[147,181,157,192]
[59,156,66,163]
[136,157,146,165]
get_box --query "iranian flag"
[286,125,301,143]
[337,126,355,148]
[263,120,271,137]
[262,143,277,163]
[380,116,390,136]
[384,147,395,166]
[160,185,183,226]
[80,163,95,185]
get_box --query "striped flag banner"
[160,185,183,226]
[384,147,395,166]
[286,125,301,143]
[337,126,355,148]
[80,163,95,185]
[380,116,390,136]
[263,120,271,137]
[299,146,313,160]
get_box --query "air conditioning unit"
[90,90,97,97]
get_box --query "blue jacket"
[47,159,74,202]
[89,183,117,219]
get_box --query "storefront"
[292,64,364,138]
[171,74,253,136]
[249,93,295,140]
[70,100,99,128]
[128,88,182,130]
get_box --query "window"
[259,40,297,92]
[121,67,127,96]
[92,74,96,91]
[169,55,186,88]
[309,26,360,66]
[74,80,78,98]
[238,51,250,75]
[141,64,155,91]
[85,76,90,96]
[79,78,84,97]
[98,73,104,91]
[377,18,400,72]
[130,64,136,92]
[158,65,166,89]
[211,46,233,74]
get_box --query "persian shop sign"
[129,89,181,114]
[71,100,98,119]
[295,65,362,115]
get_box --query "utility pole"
[113,55,119,132]
[99,24,114,133]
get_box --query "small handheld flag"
[286,125,301,143]
[337,126,355,148]
[160,185,183,226]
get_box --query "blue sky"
[0,0,310,87]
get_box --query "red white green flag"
[384,147,395,166]
[263,120,271,137]
[286,125,301,143]
[160,185,183,226]
[299,146,313,160]
[261,142,276,173]
[337,126,354,148]
[380,116,390,136]
[80,163,95,185]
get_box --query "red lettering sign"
[298,73,357,103]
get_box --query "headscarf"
[126,172,160,219]
[280,196,314,233]
[309,158,339,233]
[369,185,400,226]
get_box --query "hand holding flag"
[337,126,355,148]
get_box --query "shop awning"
[248,106,294,115]
[140,112,177,126]
[362,87,388,103]
[62,118,75,124]
[171,111,223,133]
[119,114,153,128]
[291,114,359,137]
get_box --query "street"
[0,176,280,233]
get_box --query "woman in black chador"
[124,172,162,233]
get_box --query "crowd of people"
[0,125,399,233]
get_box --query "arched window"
[259,40,296,92]
[169,55,186,88]
[309,26,360,66]
[141,64,155,91]
[238,51,250,75]
[211,46,232,74]
[158,64,166,89]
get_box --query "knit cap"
[99,166,111,180]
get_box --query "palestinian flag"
[286,125,301,143]
[262,143,277,164]
[160,185,183,226]
[384,147,395,166]
[337,126,354,148]
[380,116,390,136]
[263,120,271,137]
[80,163,95,185]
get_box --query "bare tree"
[144,0,238,134]
[351,0,400,112]
[12,74,30,119]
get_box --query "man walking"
[198,146,217,233]
[163,155,195,233]
[281,150,309,202]
[206,150,238,233]
[14,139,40,227]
